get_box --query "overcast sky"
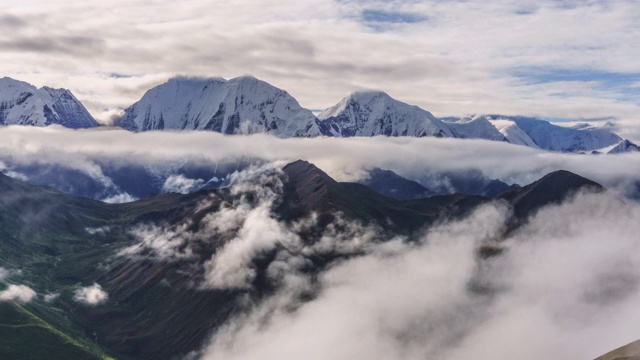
[1,0,639,124]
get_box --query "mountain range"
[0,159,605,359]
[0,77,97,129]
[0,76,634,153]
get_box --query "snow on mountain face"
[445,116,508,142]
[317,91,453,137]
[608,139,640,154]
[487,118,539,148]
[115,76,320,137]
[317,91,512,141]
[470,115,621,152]
[0,77,98,128]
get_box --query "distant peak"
[166,75,226,83]
[349,89,389,97]
[537,170,601,187]
[346,90,392,103]
[282,159,318,173]
[0,76,35,88]
[499,169,603,220]
[282,160,336,185]
[40,86,70,93]
[229,74,259,82]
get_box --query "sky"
[0,0,639,124]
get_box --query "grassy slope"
[0,171,220,360]
[0,301,113,360]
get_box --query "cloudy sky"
[1,0,639,124]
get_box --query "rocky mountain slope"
[0,160,605,359]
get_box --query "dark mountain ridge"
[0,161,605,359]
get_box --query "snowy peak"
[445,116,508,142]
[485,117,539,148]
[115,75,320,137]
[0,77,97,128]
[318,90,397,119]
[317,91,509,141]
[317,90,452,137]
[468,114,621,152]
[608,139,640,154]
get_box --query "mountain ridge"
[0,159,609,360]
[0,75,627,153]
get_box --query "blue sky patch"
[362,9,427,24]
[514,68,640,103]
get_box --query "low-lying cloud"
[197,190,640,360]
[0,127,639,200]
[162,174,205,194]
[0,284,36,303]
[73,283,108,305]
[0,268,9,282]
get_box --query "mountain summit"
[477,115,621,152]
[114,76,321,137]
[316,90,453,137]
[0,75,627,154]
[0,77,98,128]
[316,90,512,140]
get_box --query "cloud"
[0,126,639,199]
[85,226,110,235]
[162,174,205,194]
[199,190,640,360]
[202,200,299,289]
[0,284,36,303]
[73,283,108,305]
[118,223,197,261]
[0,1,639,123]
[101,192,136,204]
[0,267,22,282]
[43,292,60,303]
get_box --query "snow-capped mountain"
[0,77,98,128]
[482,117,539,148]
[3,74,626,154]
[608,139,640,154]
[316,91,453,137]
[115,76,321,137]
[444,116,508,142]
[317,91,509,141]
[469,115,621,152]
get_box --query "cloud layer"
[0,1,639,125]
[0,126,639,198]
[200,190,640,360]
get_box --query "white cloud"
[202,200,299,289]
[43,292,60,303]
[161,174,205,194]
[0,1,638,122]
[0,126,639,198]
[200,191,640,360]
[85,226,110,235]
[118,223,196,261]
[0,267,22,282]
[0,284,36,303]
[101,192,136,204]
[73,283,108,305]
